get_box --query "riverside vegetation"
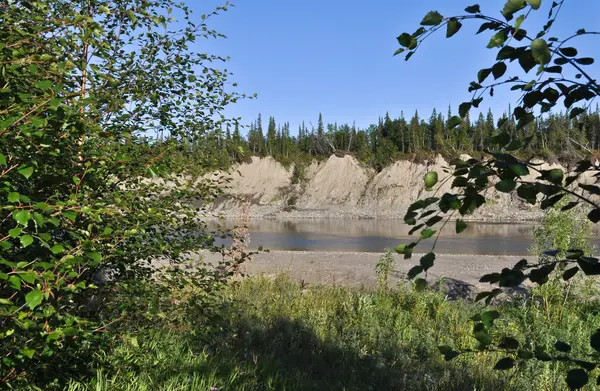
[394,1,600,389]
[64,272,600,391]
[66,197,599,391]
[0,1,252,388]
[3,0,600,391]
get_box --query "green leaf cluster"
[0,0,248,387]
[394,1,600,388]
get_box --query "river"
[209,219,600,256]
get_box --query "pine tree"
[409,111,421,152]
[383,112,392,138]
[256,113,265,154]
[389,116,404,153]
[429,109,438,151]
[247,122,257,153]
[309,125,316,155]
[474,113,485,151]
[297,124,303,152]
[354,129,370,161]
[266,116,277,156]
[456,112,472,151]
[506,103,516,137]
[317,113,324,138]
[369,123,379,155]
[302,121,309,153]
[436,113,445,153]
[398,111,409,153]
[485,109,495,142]
[283,122,291,158]
[446,105,454,148]
[276,124,282,158]
[233,121,241,143]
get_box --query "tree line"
[188,104,600,170]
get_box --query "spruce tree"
[276,124,282,158]
[446,105,454,148]
[475,113,485,151]
[398,111,409,153]
[233,122,241,143]
[485,109,495,142]
[267,116,277,156]
[247,122,256,153]
[389,116,404,153]
[506,103,516,137]
[409,111,421,152]
[317,113,324,138]
[429,109,438,151]
[456,112,472,151]
[256,113,265,154]
[297,124,303,152]
[383,112,392,138]
[436,113,445,153]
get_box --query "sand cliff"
[208,155,594,221]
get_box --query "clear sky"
[190,0,600,134]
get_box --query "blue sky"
[191,0,600,134]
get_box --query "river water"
[209,219,600,256]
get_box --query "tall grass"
[68,275,600,390]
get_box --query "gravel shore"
[199,250,524,293]
[207,206,543,222]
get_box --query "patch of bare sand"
[215,156,292,207]
[360,155,452,214]
[296,155,374,209]
[197,250,522,295]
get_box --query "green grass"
[68,275,600,390]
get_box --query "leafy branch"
[395,1,600,389]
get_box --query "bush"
[291,162,306,184]
[531,197,596,261]
[375,249,396,289]
[529,197,596,321]
[0,1,248,388]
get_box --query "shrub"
[291,162,306,184]
[529,197,596,321]
[0,1,249,388]
[375,249,396,289]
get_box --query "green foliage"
[529,197,596,322]
[68,276,600,390]
[291,162,307,185]
[424,171,439,189]
[395,0,600,387]
[0,0,249,388]
[374,249,395,289]
[531,38,551,65]
[238,101,600,171]
[531,197,596,261]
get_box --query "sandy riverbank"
[208,206,543,222]
[198,250,524,294]
[204,154,596,222]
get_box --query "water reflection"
[208,219,600,256]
